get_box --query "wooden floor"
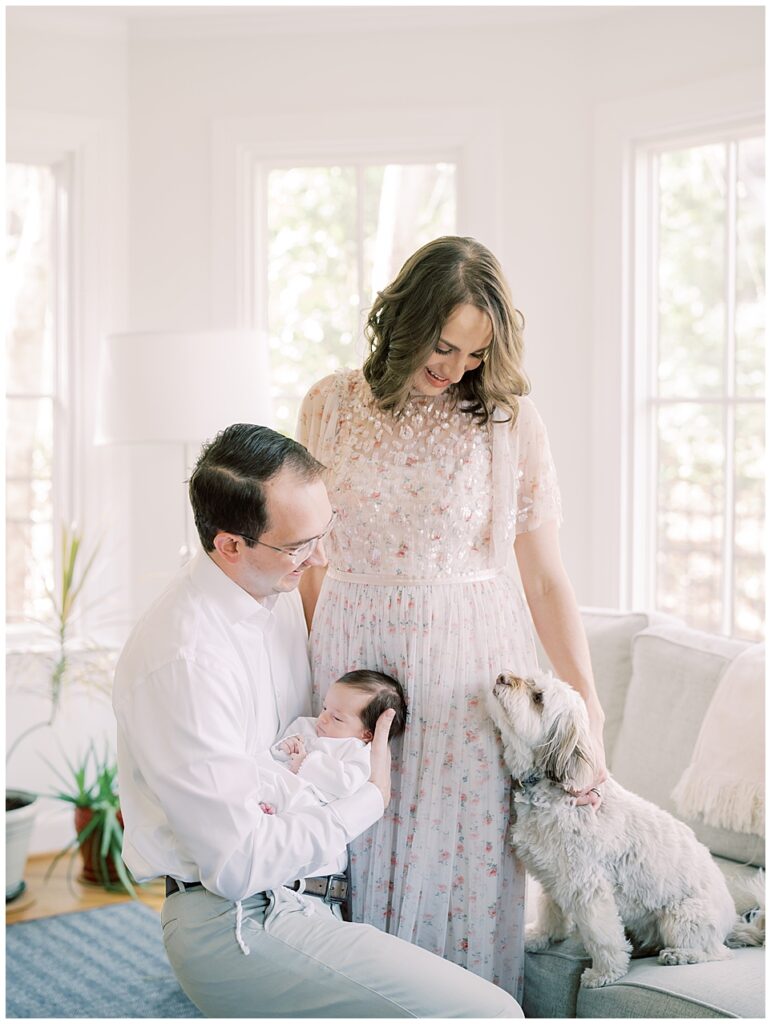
[6,851,165,924]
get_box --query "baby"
[260,670,407,813]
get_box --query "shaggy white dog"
[488,670,764,988]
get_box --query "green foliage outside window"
[266,162,456,435]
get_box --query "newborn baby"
[260,670,407,813]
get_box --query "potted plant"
[6,526,113,902]
[44,742,135,897]
[5,790,38,902]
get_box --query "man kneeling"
[113,423,522,1018]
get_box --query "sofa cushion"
[575,948,764,1018]
[524,942,764,1019]
[523,934,588,1018]
[579,608,676,765]
[535,608,675,765]
[611,624,764,867]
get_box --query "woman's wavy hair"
[362,236,529,424]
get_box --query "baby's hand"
[259,802,276,815]
[287,740,307,775]
[279,735,303,756]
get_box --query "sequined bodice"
[326,373,495,579]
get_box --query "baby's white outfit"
[267,716,371,808]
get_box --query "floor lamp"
[95,330,273,560]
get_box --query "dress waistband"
[326,566,502,586]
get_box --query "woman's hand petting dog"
[572,719,608,808]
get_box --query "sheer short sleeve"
[513,396,562,534]
[296,373,341,467]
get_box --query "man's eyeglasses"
[241,509,337,566]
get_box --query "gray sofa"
[524,609,765,1018]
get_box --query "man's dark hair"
[189,423,323,552]
[336,670,408,740]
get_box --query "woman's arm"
[299,565,328,632]
[514,520,608,786]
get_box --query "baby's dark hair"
[336,670,407,740]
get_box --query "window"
[261,161,457,435]
[6,162,70,626]
[633,129,764,639]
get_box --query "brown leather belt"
[289,873,348,904]
[165,873,348,904]
[165,877,203,896]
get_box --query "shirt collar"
[188,551,278,626]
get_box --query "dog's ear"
[536,715,595,791]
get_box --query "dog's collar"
[513,770,543,789]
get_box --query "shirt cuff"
[326,782,384,841]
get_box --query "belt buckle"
[323,873,347,905]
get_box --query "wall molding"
[211,105,504,330]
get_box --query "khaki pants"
[161,885,523,1018]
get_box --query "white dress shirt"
[270,717,372,803]
[112,552,383,901]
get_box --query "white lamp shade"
[95,330,273,444]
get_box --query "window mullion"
[52,159,71,590]
[254,162,268,336]
[647,152,661,612]
[722,140,738,634]
[355,163,366,364]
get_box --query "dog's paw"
[658,947,730,966]
[580,963,627,989]
[581,962,622,987]
[658,948,699,966]
[524,928,553,953]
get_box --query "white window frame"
[632,124,764,634]
[590,69,763,613]
[6,157,72,631]
[6,110,128,645]
[211,106,503,333]
[256,157,459,422]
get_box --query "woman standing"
[297,236,606,998]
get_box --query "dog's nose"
[495,673,512,688]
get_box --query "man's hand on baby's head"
[368,709,396,807]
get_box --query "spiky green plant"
[7,525,105,765]
[43,742,136,897]
[49,526,100,713]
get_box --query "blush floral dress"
[297,369,562,999]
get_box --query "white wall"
[6,5,764,850]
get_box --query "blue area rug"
[6,901,203,1018]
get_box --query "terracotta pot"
[74,807,124,886]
